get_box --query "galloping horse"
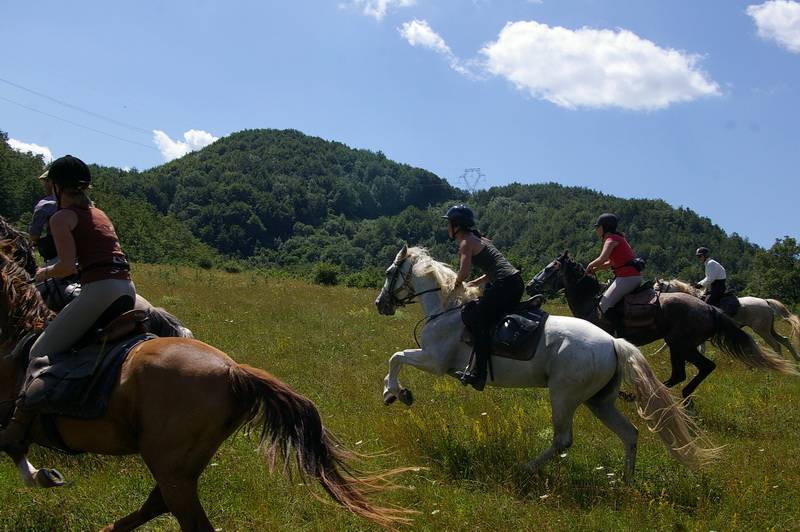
[655,279,800,361]
[528,252,798,401]
[375,245,718,482]
[0,249,410,530]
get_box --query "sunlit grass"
[1,264,799,530]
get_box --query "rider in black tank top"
[442,205,523,391]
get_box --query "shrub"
[197,257,214,270]
[223,261,243,273]
[312,262,340,285]
[342,268,384,289]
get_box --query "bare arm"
[454,240,472,286]
[35,210,78,281]
[587,239,617,273]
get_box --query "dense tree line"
[3,128,794,302]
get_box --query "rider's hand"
[34,267,49,282]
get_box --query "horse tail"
[710,306,799,375]
[228,364,414,527]
[766,299,800,348]
[146,307,194,338]
[613,338,720,468]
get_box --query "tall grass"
[1,264,799,530]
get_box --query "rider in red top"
[586,213,643,325]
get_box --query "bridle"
[384,257,441,308]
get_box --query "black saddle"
[462,305,549,361]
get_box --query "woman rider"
[586,213,642,326]
[0,155,135,454]
[444,205,523,391]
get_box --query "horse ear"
[398,244,408,260]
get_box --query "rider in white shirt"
[695,247,727,308]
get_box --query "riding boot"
[601,307,622,335]
[455,337,489,391]
[0,398,34,455]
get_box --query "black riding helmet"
[594,213,619,233]
[47,155,91,189]
[695,247,710,257]
[442,204,475,229]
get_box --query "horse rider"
[28,170,58,266]
[444,204,523,391]
[586,213,642,326]
[695,247,727,308]
[0,155,136,455]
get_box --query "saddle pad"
[22,333,155,419]
[624,287,658,307]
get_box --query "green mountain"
[1,128,761,289]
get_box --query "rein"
[385,255,461,348]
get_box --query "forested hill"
[98,129,457,257]
[1,128,762,288]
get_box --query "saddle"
[7,307,161,453]
[616,284,660,330]
[704,290,741,318]
[462,296,549,361]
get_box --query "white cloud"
[747,1,800,53]
[152,129,218,161]
[342,0,416,21]
[8,138,53,163]
[399,19,472,75]
[479,21,720,110]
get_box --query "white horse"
[655,279,800,361]
[374,246,718,481]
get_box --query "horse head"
[375,244,414,316]
[527,250,575,296]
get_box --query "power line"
[458,167,485,194]
[0,76,151,135]
[0,94,158,152]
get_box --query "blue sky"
[1,0,798,248]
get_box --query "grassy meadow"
[1,264,800,531]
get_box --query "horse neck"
[563,272,601,320]
[411,270,447,317]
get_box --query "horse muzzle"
[375,291,396,316]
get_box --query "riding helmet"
[594,213,619,233]
[442,204,476,228]
[47,155,91,189]
[695,247,710,257]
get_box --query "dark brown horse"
[0,249,411,530]
[528,251,798,400]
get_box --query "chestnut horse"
[0,249,410,530]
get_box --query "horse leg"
[662,341,687,389]
[680,347,716,399]
[522,391,579,474]
[5,450,64,488]
[770,324,800,362]
[586,396,638,483]
[101,485,168,532]
[384,348,445,406]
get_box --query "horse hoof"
[383,394,397,406]
[398,388,414,406]
[618,391,636,403]
[34,468,65,488]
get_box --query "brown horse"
[0,249,411,530]
[528,251,798,401]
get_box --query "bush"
[222,261,243,273]
[312,262,340,285]
[342,268,384,289]
[197,257,214,269]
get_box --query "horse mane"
[405,246,481,304]
[666,279,702,296]
[0,215,37,278]
[0,246,53,345]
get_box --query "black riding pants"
[706,279,727,308]
[461,273,524,377]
